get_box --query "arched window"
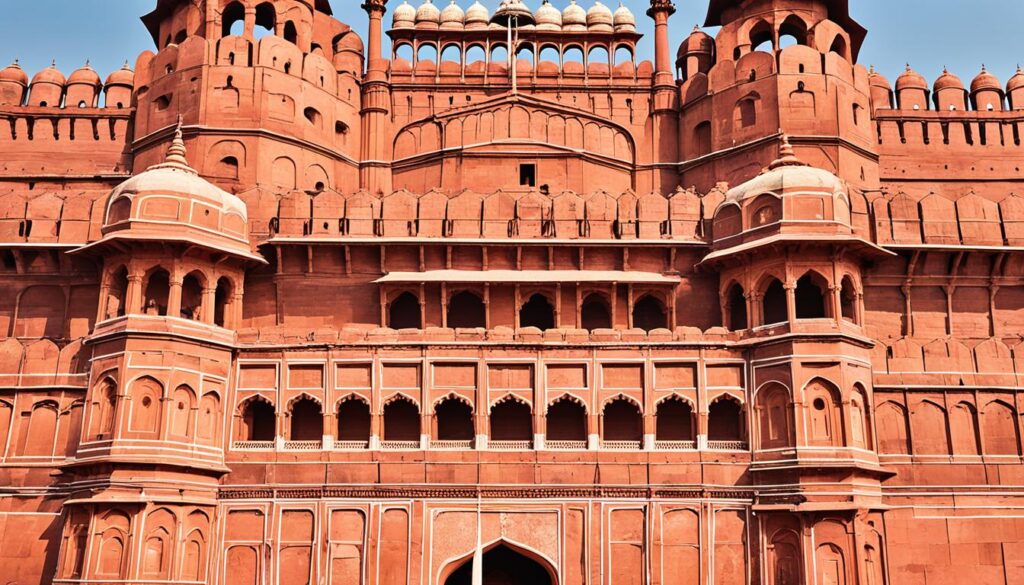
[632,295,667,331]
[395,43,414,63]
[805,379,843,447]
[656,397,694,442]
[777,15,808,48]
[538,45,559,65]
[756,384,791,448]
[828,35,848,59]
[708,397,743,442]
[91,379,117,438]
[876,402,909,454]
[448,291,486,328]
[283,21,298,45]
[106,266,129,319]
[850,386,870,449]
[169,385,196,439]
[769,530,802,585]
[221,2,245,38]
[466,45,486,66]
[614,45,633,66]
[214,277,233,327]
[440,44,461,64]
[489,45,508,67]
[383,397,420,442]
[749,21,773,53]
[519,293,555,330]
[516,43,535,65]
[129,377,162,435]
[289,397,322,441]
[795,273,828,319]
[240,399,275,441]
[982,400,1019,455]
[180,271,204,320]
[336,397,370,443]
[434,397,474,441]
[602,397,642,443]
[445,543,554,585]
[254,3,276,39]
[694,121,712,156]
[950,401,979,456]
[21,401,58,456]
[735,95,758,128]
[762,278,787,324]
[417,43,439,65]
[388,292,421,329]
[490,398,532,442]
[143,268,170,316]
[580,293,611,330]
[546,397,587,442]
[840,275,858,323]
[726,283,747,330]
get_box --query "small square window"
[519,163,536,187]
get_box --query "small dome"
[439,0,465,28]
[586,0,613,30]
[415,0,441,26]
[535,0,562,30]
[68,62,101,87]
[99,120,255,261]
[725,135,845,206]
[31,61,66,87]
[895,64,927,92]
[562,0,586,30]
[678,26,713,59]
[392,0,416,27]
[933,67,963,93]
[867,66,890,89]
[0,60,29,86]
[105,62,135,87]
[465,0,489,27]
[971,66,1002,94]
[1007,66,1024,93]
[612,2,635,32]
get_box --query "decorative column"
[360,0,393,194]
[127,273,144,315]
[785,280,797,326]
[646,0,676,86]
[202,287,217,324]
[167,275,183,319]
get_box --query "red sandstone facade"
[1,0,1023,583]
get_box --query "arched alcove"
[444,543,555,585]
[143,268,170,316]
[726,283,747,330]
[840,275,858,323]
[180,271,204,320]
[106,266,129,319]
[762,278,787,324]
[389,291,421,329]
[383,397,420,441]
[756,384,791,449]
[580,293,611,330]
[214,277,234,327]
[547,397,587,442]
[795,273,829,319]
[337,398,370,442]
[289,397,322,441]
[632,295,667,331]
[222,2,245,38]
[448,291,486,328]
[239,399,275,441]
[805,379,843,447]
[656,397,695,442]
[490,399,532,441]
[602,397,642,442]
[435,397,474,441]
[708,397,744,442]
[254,3,276,39]
[519,294,555,330]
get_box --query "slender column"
[167,277,183,319]
[202,287,216,324]
[127,274,144,315]
[646,0,676,86]
[785,280,797,326]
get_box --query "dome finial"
[165,115,189,167]
[769,131,804,170]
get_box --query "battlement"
[869,65,1024,114]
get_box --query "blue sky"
[1,0,1021,89]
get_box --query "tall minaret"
[647,0,676,88]
[648,0,678,192]
[360,0,393,194]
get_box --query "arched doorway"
[444,543,555,585]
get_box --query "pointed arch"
[434,394,474,441]
[708,393,744,442]
[383,393,420,441]
[439,538,558,585]
[489,395,533,442]
[655,394,695,442]
[287,394,323,441]
[803,378,843,447]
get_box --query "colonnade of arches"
[218,1,304,49]
[101,263,240,328]
[385,289,670,332]
[235,392,747,449]
[722,270,862,330]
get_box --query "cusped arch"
[437,538,558,585]
[601,392,644,413]
[546,392,588,414]
[433,391,474,413]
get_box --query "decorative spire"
[165,116,188,166]
[768,133,805,170]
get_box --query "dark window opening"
[519,163,536,187]
[727,284,747,330]
[222,2,245,38]
[388,292,421,329]
[383,398,420,441]
[284,21,298,45]
[546,399,586,441]
[445,544,552,585]
[762,279,787,324]
[448,291,486,328]
[180,272,204,320]
[337,398,371,441]
[602,398,642,442]
[241,400,275,441]
[519,293,555,330]
[214,277,233,327]
[106,266,129,318]
[632,295,667,331]
[143,269,170,316]
[174,30,187,44]
[795,274,827,319]
[840,276,857,323]
[580,294,612,330]
[656,398,694,441]
[708,398,743,441]
[435,398,474,440]
[289,398,322,441]
[490,400,532,441]
[303,107,322,126]
[254,2,276,39]
[155,95,171,111]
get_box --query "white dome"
[392,0,416,28]
[415,0,441,27]
[587,1,613,31]
[562,0,586,30]
[612,2,636,32]
[465,0,489,28]
[535,0,562,30]
[439,0,465,28]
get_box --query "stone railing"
[546,440,588,450]
[601,440,642,451]
[655,440,697,450]
[707,440,749,451]
[334,440,369,450]
[232,440,275,451]
[283,440,322,451]
[430,440,474,450]
[489,440,533,450]
[380,440,421,450]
